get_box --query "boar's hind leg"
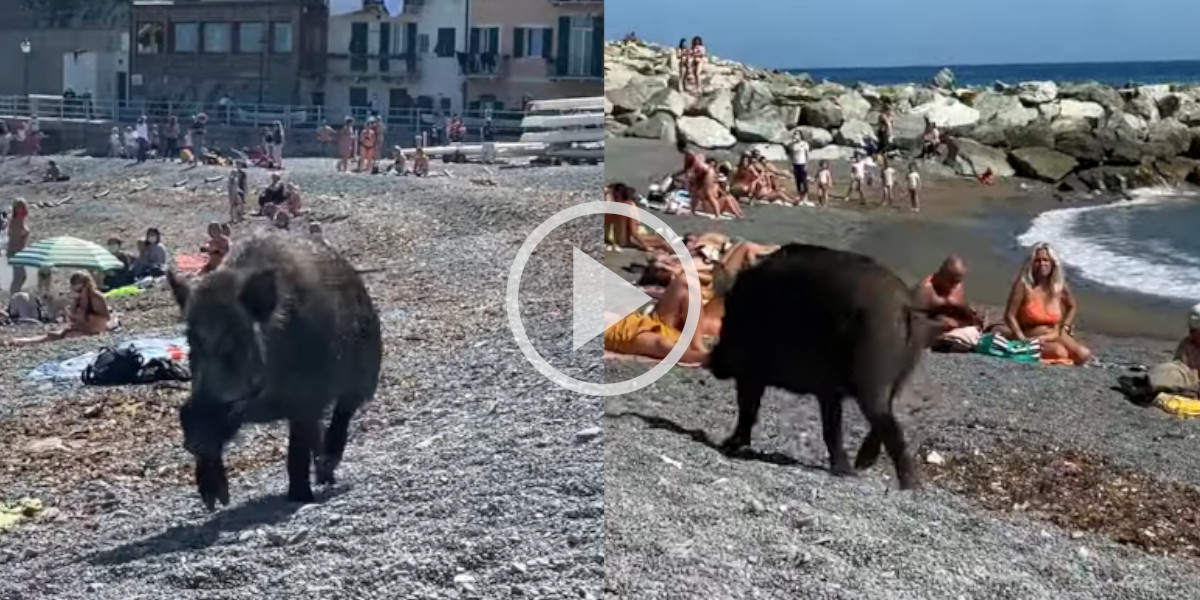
[857,391,918,490]
[818,393,854,476]
[854,429,883,471]
[720,379,765,454]
[286,418,322,503]
[316,401,360,485]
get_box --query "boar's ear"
[238,268,277,323]
[166,269,191,313]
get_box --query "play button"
[571,247,652,350]
[506,201,702,397]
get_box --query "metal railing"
[0,95,528,134]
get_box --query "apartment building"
[128,0,328,105]
[464,0,602,110]
[325,0,466,119]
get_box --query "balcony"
[403,0,424,13]
[327,52,421,81]
[459,53,509,80]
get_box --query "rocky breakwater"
[605,41,1200,192]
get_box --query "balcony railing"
[458,52,508,79]
[328,52,420,79]
[0,94,528,138]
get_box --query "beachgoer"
[0,120,9,159]
[6,268,52,322]
[163,115,180,161]
[670,39,686,91]
[271,120,285,168]
[108,127,122,158]
[994,242,1092,365]
[684,151,726,218]
[387,146,407,175]
[227,166,246,223]
[317,121,336,158]
[877,107,894,156]
[359,118,378,172]
[1146,303,1200,393]
[130,227,168,279]
[788,130,811,205]
[149,124,160,158]
[25,117,40,163]
[605,183,671,251]
[921,119,941,159]
[42,160,68,182]
[914,255,981,331]
[816,160,833,206]
[190,113,208,164]
[846,154,868,203]
[284,182,303,215]
[258,172,287,212]
[907,163,922,212]
[134,115,150,163]
[200,222,230,273]
[273,209,291,230]
[978,167,996,185]
[413,147,430,176]
[684,36,706,93]
[4,272,109,347]
[881,158,896,206]
[309,222,330,247]
[6,199,30,294]
[101,237,137,290]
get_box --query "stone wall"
[605,41,1200,191]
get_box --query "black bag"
[81,346,145,386]
[137,357,192,384]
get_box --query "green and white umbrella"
[8,236,123,271]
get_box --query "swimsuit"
[604,312,681,355]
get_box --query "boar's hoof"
[287,485,316,504]
[719,434,750,455]
[830,459,856,477]
[315,455,337,485]
[897,474,922,491]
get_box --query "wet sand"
[605,137,1183,340]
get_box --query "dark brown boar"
[167,232,383,508]
[709,243,943,490]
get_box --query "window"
[202,23,231,53]
[468,26,499,54]
[311,92,325,106]
[136,22,164,54]
[389,23,406,56]
[349,22,368,72]
[439,97,451,112]
[434,27,455,57]
[271,22,293,53]
[238,22,264,53]
[418,33,429,54]
[349,87,368,108]
[567,16,592,76]
[513,26,551,59]
[172,22,199,53]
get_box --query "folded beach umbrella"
[8,236,123,271]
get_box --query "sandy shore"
[605,137,1185,340]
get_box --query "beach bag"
[973,332,1041,363]
[137,357,191,384]
[81,346,144,386]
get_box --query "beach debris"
[129,183,150,193]
[203,175,224,183]
[0,498,45,532]
[92,189,110,199]
[744,498,767,515]
[470,177,497,186]
[660,455,683,469]
[925,450,946,465]
[172,178,189,188]
[574,427,602,444]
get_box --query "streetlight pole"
[20,38,31,113]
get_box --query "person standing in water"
[6,199,30,295]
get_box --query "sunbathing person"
[993,242,1092,365]
[1143,303,1200,394]
[200,222,230,273]
[42,160,69,182]
[5,272,109,347]
[684,151,727,218]
[284,182,303,215]
[412,148,430,176]
[258,172,287,213]
[605,183,673,252]
[914,254,982,331]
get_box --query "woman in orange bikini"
[358,118,378,172]
[994,242,1092,365]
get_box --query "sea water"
[787,60,1200,87]
[1019,189,1200,303]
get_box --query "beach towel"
[932,326,982,353]
[27,337,188,382]
[1153,392,1200,418]
[103,285,143,299]
[973,332,1041,363]
[175,253,208,273]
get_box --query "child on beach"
[846,154,868,203]
[907,163,922,212]
[881,158,896,207]
[227,166,246,223]
[816,160,833,207]
[788,130,811,205]
[200,222,230,274]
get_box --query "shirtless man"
[684,151,725,218]
[6,199,30,295]
[200,222,231,274]
[914,254,982,331]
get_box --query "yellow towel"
[1153,393,1200,417]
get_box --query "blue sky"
[604,0,1200,69]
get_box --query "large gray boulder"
[1157,93,1188,119]
[1145,118,1191,159]
[1174,100,1200,127]
[911,97,981,129]
[835,91,872,121]
[606,76,668,114]
[642,88,691,118]
[933,68,956,89]
[1126,93,1161,123]
[792,126,834,148]
[890,113,928,149]
[1005,120,1056,149]
[973,92,1038,126]
[834,119,877,147]
[1097,112,1149,165]
[732,80,775,119]
[1053,130,1105,165]
[1059,82,1123,114]
[734,108,789,143]
[625,112,677,142]
[676,115,737,148]
[1057,99,1105,121]
[690,88,735,128]
[952,138,1015,177]
[800,100,845,129]
[1009,147,1078,182]
[1017,81,1059,105]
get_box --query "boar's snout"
[179,398,243,458]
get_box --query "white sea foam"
[1017,187,1200,302]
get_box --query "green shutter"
[405,22,417,71]
[513,27,525,58]
[379,22,391,71]
[556,16,569,76]
[591,16,602,77]
[469,27,480,53]
[541,27,553,59]
[487,27,498,54]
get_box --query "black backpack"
[81,346,145,386]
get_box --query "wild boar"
[167,232,382,508]
[709,243,945,490]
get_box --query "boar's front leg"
[316,402,360,485]
[720,379,765,453]
[817,393,854,476]
[286,418,322,503]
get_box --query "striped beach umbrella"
[8,236,123,271]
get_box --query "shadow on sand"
[606,411,827,471]
[87,485,349,566]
